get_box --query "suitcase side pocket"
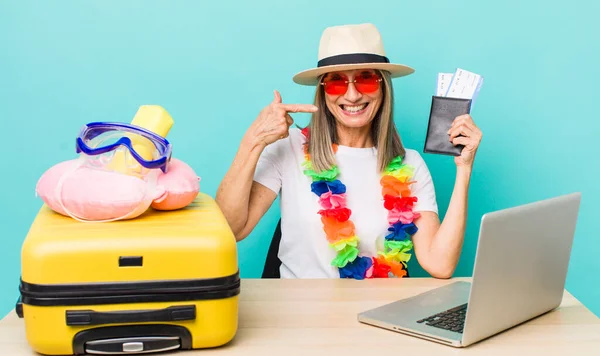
[66,305,196,326]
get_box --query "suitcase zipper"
[19,271,240,307]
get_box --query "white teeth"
[342,103,367,113]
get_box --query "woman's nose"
[344,81,362,102]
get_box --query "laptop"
[357,192,581,347]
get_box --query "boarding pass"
[436,68,484,106]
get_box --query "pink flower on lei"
[318,191,347,209]
[388,208,421,225]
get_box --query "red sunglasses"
[320,71,382,96]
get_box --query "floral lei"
[300,127,420,279]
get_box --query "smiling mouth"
[340,103,369,115]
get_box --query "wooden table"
[1,278,599,355]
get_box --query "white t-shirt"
[253,128,438,278]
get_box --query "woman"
[216,23,482,279]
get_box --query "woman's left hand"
[448,114,483,168]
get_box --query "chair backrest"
[261,219,282,278]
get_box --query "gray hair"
[305,70,406,173]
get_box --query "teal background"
[1,0,598,319]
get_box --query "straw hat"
[292,23,415,86]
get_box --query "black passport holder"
[423,96,472,156]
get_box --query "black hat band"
[317,53,390,68]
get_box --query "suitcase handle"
[72,324,193,355]
[15,296,23,318]
[66,305,196,326]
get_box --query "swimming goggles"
[75,122,172,173]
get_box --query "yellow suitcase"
[16,193,240,355]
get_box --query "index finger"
[279,103,319,113]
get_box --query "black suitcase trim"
[19,270,240,307]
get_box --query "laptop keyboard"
[416,303,467,333]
